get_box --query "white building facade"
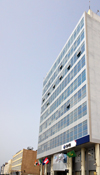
[37,10,100,175]
[4,160,12,175]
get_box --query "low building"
[4,160,12,175]
[1,164,5,174]
[11,149,39,175]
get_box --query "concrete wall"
[86,10,100,143]
[21,149,40,175]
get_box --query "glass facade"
[37,15,88,157]
[38,120,87,154]
[43,17,84,88]
[39,101,87,143]
[39,85,86,135]
[42,29,84,96]
[41,43,85,114]
[40,58,86,123]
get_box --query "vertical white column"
[81,148,85,175]
[67,157,72,175]
[95,143,100,175]
[51,156,54,175]
[40,163,43,175]
[44,163,47,175]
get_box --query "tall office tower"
[37,10,100,175]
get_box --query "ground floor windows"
[39,146,97,175]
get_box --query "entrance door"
[55,171,67,175]
[75,172,81,175]
[89,171,96,175]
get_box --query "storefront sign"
[53,153,67,171]
[62,140,76,150]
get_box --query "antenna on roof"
[89,1,90,9]
[96,10,99,14]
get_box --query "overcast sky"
[0,0,100,167]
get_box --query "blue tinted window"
[78,74,81,87]
[78,106,82,119]
[82,70,86,83]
